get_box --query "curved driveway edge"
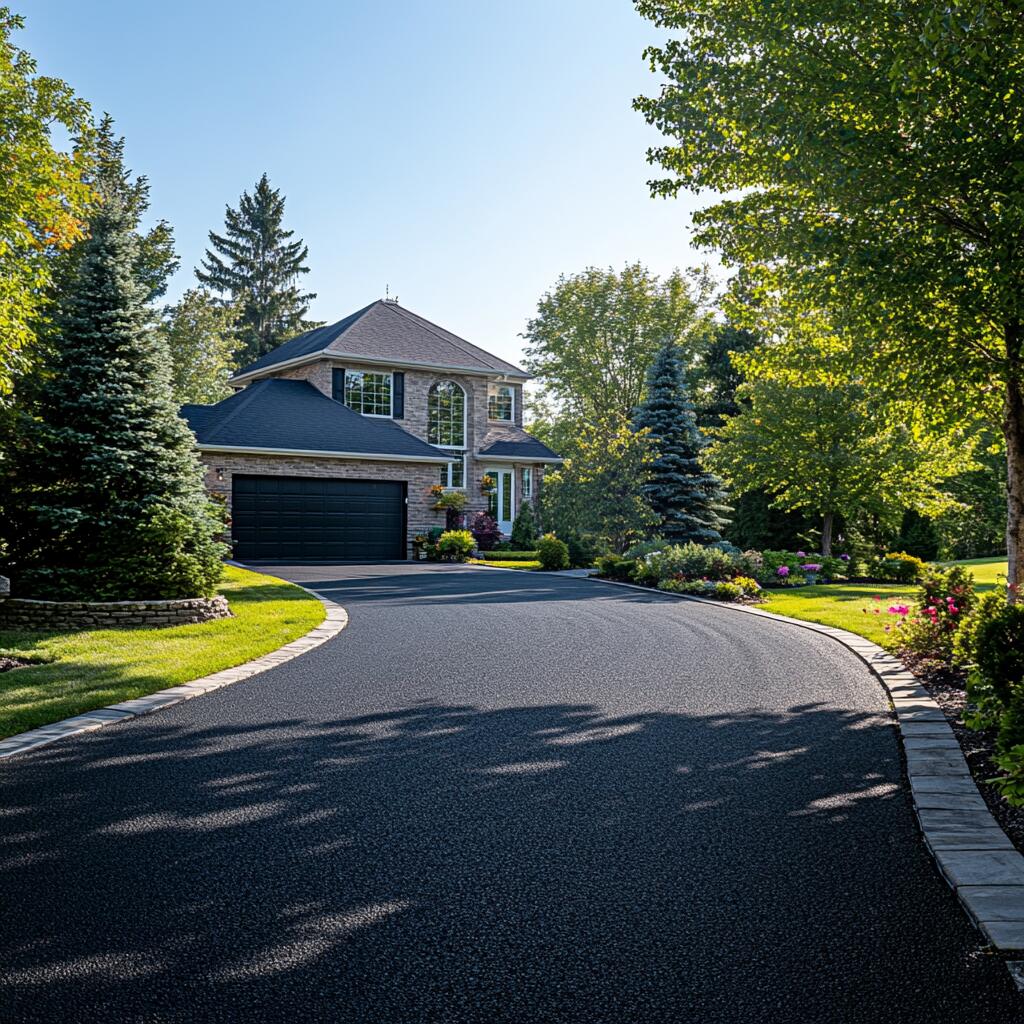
[0,584,348,762]
[582,573,1024,954]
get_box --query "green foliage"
[1,192,226,599]
[633,338,727,543]
[897,566,976,663]
[871,552,927,585]
[523,263,711,423]
[541,413,658,553]
[196,173,315,364]
[596,554,639,580]
[437,529,474,562]
[633,542,737,585]
[690,322,761,430]
[724,491,816,552]
[480,550,539,562]
[934,444,1008,561]
[706,362,971,557]
[161,288,238,405]
[893,510,940,562]
[988,746,1024,807]
[564,533,606,569]
[635,0,1024,587]
[0,9,94,395]
[510,501,539,549]
[536,533,570,571]
[656,575,760,601]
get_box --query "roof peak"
[232,298,528,381]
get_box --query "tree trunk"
[821,512,834,557]
[1005,323,1024,602]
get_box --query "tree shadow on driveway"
[1,697,1021,1023]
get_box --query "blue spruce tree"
[633,339,728,544]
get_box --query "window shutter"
[393,372,405,418]
[332,368,346,403]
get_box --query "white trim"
[475,454,563,465]
[487,381,515,422]
[344,369,393,418]
[230,351,530,385]
[196,443,451,464]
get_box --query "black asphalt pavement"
[2,563,1022,1022]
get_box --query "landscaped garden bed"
[0,565,324,739]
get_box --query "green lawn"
[760,557,1007,646]
[0,565,325,739]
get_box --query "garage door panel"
[231,475,406,562]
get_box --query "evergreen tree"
[196,173,315,364]
[510,501,539,549]
[633,339,728,544]
[1,193,226,600]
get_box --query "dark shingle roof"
[477,425,563,462]
[181,379,450,462]
[233,300,527,380]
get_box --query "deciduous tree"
[0,8,93,396]
[636,0,1024,592]
[161,289,238,405]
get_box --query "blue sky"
[21,1,709,368]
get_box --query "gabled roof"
[233,300,528,381]
[181,379,450,463]
[477,425,563,463]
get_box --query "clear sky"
[20,1,710,369]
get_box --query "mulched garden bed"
[901,650,1024,852]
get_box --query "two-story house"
[181,298,562,562]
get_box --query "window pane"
[439,450,465,488]
[428,381,466,447]
[522,468,532,498]
[502,471,512,521]
[488,384,513,421]
[345,371,392,416]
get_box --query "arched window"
[429,381,467,488]
[428,380,466,448]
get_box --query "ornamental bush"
[634,542,736,585]
[536,533,570,571]
[871,551,928,584]
[510,502,540,549]
[438,530,475,562]
[897,566,975,661]
[596,554,637,579]
[469,513,501,551]
[566,533,607,568]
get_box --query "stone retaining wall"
[0,595,231,631]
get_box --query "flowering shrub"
[894,566,975,661]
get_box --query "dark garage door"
[232,475,406,562]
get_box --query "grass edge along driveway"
[0,565,325,740]
[760,556,1006,647]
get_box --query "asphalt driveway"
[1,563,1021,1022]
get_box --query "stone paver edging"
[0,584,347,761]
[578,572,1024,954]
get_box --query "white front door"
[485,466,515,535]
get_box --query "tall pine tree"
[196,173,315,364]
[1,192,226,600]
[633,339,728,544]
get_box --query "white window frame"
[428,380,467,449]
[344,369,393,417]
[522,466,532,499]
[439,451,466,489]
[487,382,514,422]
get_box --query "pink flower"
[777,566,790,577]
[888,605,909,616]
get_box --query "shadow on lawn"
[0,697,1019,1022]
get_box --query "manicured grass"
[760,558,1007,647]
[0,565,325,739]
[469,559,542,570]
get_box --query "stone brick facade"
[198,451,447,555]
[275,358,545,529]
[0,595,231,630]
